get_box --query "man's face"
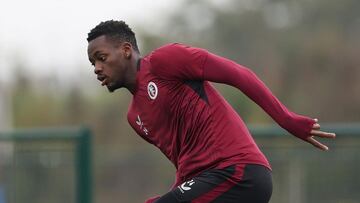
[87,35,127,92]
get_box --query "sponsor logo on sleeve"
[178,179,195,193]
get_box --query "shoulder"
[154,43,191,52]
[149,43,208,72]
[150,43,193,62]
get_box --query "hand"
[306,118,336,151]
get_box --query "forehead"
[87,35,116,56]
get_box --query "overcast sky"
[0,0,185,82]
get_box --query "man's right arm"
[149,43,335,149]
[202,52,336,149]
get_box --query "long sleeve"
[149,43,314,140]
[203,52,315,141]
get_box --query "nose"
[94,63,103,75]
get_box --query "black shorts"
[154,164,272,203]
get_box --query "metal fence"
[92,123,360,203]
[1,124,359,203]
[250,123,360,203]
[0,127,92,203]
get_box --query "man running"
[87,20,335,203]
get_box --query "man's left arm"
[202,52,336,150]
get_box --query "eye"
[99,55,107,62]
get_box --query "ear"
[122,42,132,59]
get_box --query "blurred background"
[0,0,360,202]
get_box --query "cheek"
[109,55,123,68]
[108,59,124,77]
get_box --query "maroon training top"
[127,43,315,187]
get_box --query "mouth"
[97,75,108,86]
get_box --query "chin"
[107,86,117,92]
[107,83,121,92]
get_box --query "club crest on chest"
[147,81,158,100]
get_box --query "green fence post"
[76,127,92,203]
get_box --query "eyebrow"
[92,50,100,57]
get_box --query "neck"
[125,53,141,94]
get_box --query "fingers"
[307,136,329,151]
[308,118,335,151]
[312,118,320,130]
[310,130,336,138]
[312,123,321,130]
[311,118,336,138]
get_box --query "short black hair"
[87,20,139,53]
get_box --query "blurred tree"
[138,0,360,122]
